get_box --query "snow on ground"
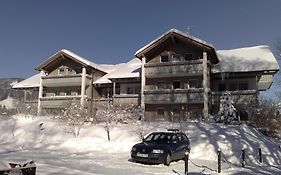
[0,114,280,174]
[0,96,17,109]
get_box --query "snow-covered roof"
[36,49,113,74]
[94,58,141,85]
[93,73,112,84]
[108,58,141,79]
[212,45,280,73]
[12,73,40,89]
[135,28,215,57]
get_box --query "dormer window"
[160,55,169,63]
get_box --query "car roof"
[150,131,185,135]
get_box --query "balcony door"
[172,107,181,122]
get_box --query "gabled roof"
[135,29,217,62]
[212,45,280,73]
[12,73,40,89]
[94,58,140,85]
[36,49,111,73]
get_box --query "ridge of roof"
[36,49,113,73]
[135,28,214,57]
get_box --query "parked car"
[130,129,190,166]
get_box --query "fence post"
[218,149,221,173]
[184,152,189,175]
[258,148,262,163]
[241,148,245,168]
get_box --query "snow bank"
[0,97,17,109]
[0,115,280,168]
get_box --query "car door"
[175,133,188,159]
[170,134,180,160]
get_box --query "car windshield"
[144,133,173,144]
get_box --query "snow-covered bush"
[216,92,239,124]
[61,100,93,138]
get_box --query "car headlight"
[152,149,164,154]
[131,147,137,152]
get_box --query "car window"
[171,135,178,144]
[144,133,174,144]
[181,134,189,142]
[177,134,183,142]
[144,133,154,142]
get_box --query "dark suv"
[130,130,190,166]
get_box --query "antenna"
[185,25,193,35]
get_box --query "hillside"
[0,78,24,101]
[0,115,280,174]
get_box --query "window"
[160,55,169,62]
[184,53,193,61]
[172,54,181,62]
[173,80,181,89]
[75,68,82,74]
[77,89,81,96]
[188,79,198,89]
[219,83,226,91]
[127,87,140,94]
[229,83,237,91]
[58,68,64,75]
[156,82,165,90]
[239,83,248,90]
[67,68,74,75]
[54,90,60,96]
[156,108,165,121]
[66,89,71,96]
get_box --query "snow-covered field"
[0,115,280,174]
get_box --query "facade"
[13,29,279,121]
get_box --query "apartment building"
[13,29,279,121]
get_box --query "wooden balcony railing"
[144,60,203,78]
[42,74,91,87]
[212,90,258,105]
[39,96,90,108]
[144,89,204,104]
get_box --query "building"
[13,29,279,121]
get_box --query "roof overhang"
[135,29,219,64]
[36,49,109,73]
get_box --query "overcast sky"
[0,0,280,79]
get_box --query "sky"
[0,0,280,79]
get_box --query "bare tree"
[61,100,93,138]
[250,99,281,138]
[8,117,17,136]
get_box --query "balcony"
[40,96,90,108]
[144,89,203,104]
[42,74,91,87]
[113,94,140,105]
[212,90,258,105]
[144,60,203,78]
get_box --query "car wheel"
[164,153,171,166]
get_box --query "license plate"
[137,153,148,158]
